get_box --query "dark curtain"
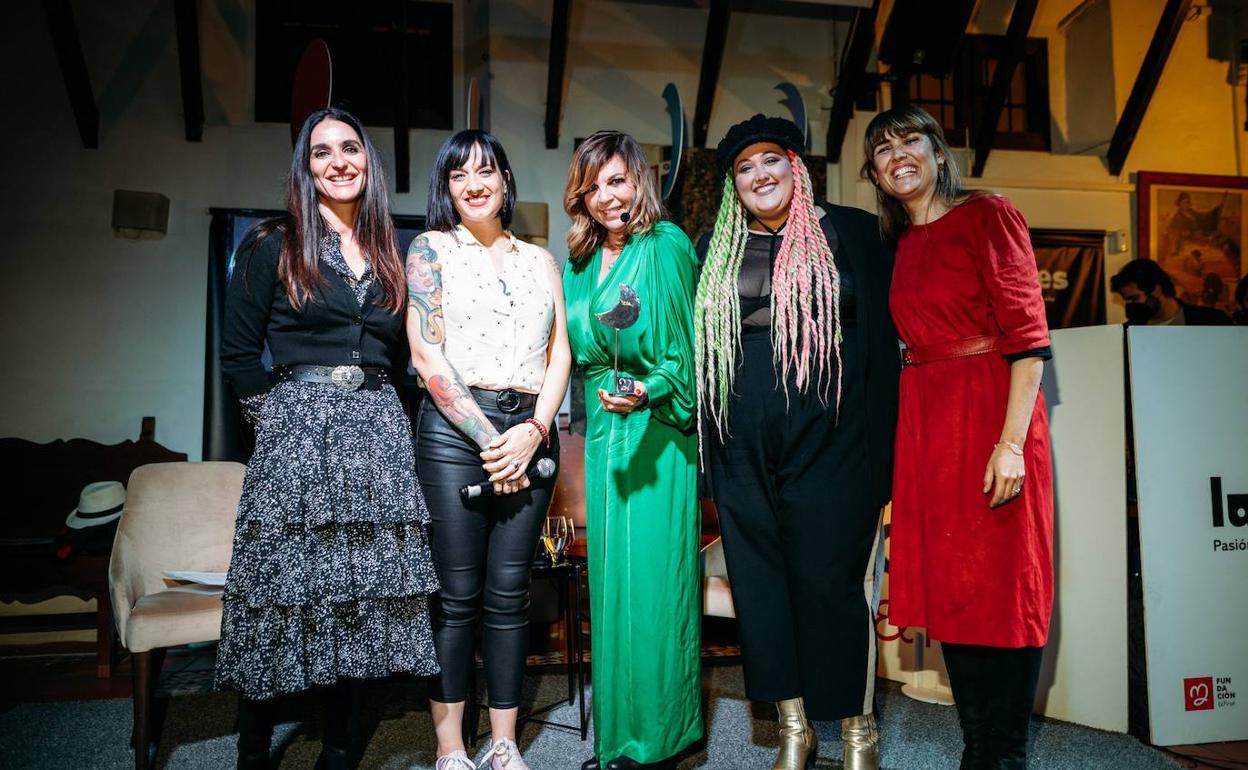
[202,209,427,462]
[1030,228,1107,330]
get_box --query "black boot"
[943,643,995,770]
[236,695,277,770]
[991,647,1044,770]
[316,679,366,770]
[581,759,602,770]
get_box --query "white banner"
[1129,326,1248,745]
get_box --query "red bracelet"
[524,418,550,448]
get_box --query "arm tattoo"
[406,235,445,345]
[427,374,499,449]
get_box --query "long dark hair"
[861,105,971,244]
[242,107,405,314]
[426,129,517,231]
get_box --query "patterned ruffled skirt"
[215,381,440,700]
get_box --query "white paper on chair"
[162,570,228,586]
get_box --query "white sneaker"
[435,750,476,770]
[486,737,530,770]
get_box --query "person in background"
[864,104,1054,770]
[561,130,703,770]
[695,114,899,770]
[1111,258,1232,325]
[406,129,571,770]
[217,107,439,770]
[1232,277,1248,325]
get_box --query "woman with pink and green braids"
[695,115,899,770]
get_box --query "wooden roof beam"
[173,0,204,142]
[43,0,98,149]
[693,0,731,148]
[826,1,878,164]
[544,0,572,149]
[970,0,1039,177]
[1106,0,1191,175]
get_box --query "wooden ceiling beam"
[1106,0,1191,175]
[826,1,877,164]
[173,0,204,142]
[43,0,98,149]
[970,0,1039,177]
[544,0,572,149]
[693,0,732,148]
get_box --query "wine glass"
[542,516,570,566]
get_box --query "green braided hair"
[694,151,842,453]
[694,176,750,447]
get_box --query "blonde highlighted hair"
[564,130,666,261]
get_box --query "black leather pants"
[415,398,557,708]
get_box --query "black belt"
[469,387,537,414]
[279,364,390,392]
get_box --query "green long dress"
[563,221,704,764]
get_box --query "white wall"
[1,0,462,457]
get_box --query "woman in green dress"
[561,130,703,770]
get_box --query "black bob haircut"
[426,129,516,231]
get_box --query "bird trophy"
[595,283,642,396]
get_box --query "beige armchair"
[109,461,245,770]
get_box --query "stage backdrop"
[877,325,1130,732]
[1128,326,1248,745]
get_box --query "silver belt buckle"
[330,365,365,391]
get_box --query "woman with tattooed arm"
[406,130,571,770]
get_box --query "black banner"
[1030,229,1107,330]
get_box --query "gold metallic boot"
[841,713,880,770]
[773,698,817,770]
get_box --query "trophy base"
[613,375,635,396]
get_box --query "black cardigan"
[220,229,408,399]
[696,201,901,510]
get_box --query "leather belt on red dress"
[901,335,1001,367]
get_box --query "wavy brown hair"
[257,107,405,314]
[563,130,665,261]
[860,105,971,245]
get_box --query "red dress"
[888,194,1054,648]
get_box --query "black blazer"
[696,202,901,510]
[1179,300,1234,326]
[220,228,409,399]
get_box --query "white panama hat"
[66,481,126,530]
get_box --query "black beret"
[715,114,805,174]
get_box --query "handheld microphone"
[460,457,557,501]
[618,210,631,224]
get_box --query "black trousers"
[236,679,365,757]
[942,643,1044,770]
[706,327,881,721]
[415,398,556,708]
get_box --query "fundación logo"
[1184,676,1237,712]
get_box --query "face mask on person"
[1125,295,1161,324]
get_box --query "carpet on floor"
[0,666,1177,769]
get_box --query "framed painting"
[1137,171,1246,315]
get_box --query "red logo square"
[1185,677,1215,711]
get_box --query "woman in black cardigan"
[695,115,899,770]
[216,107,439,770]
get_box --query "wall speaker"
[112,190,170,240]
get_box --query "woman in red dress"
[863,105,1053,770]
